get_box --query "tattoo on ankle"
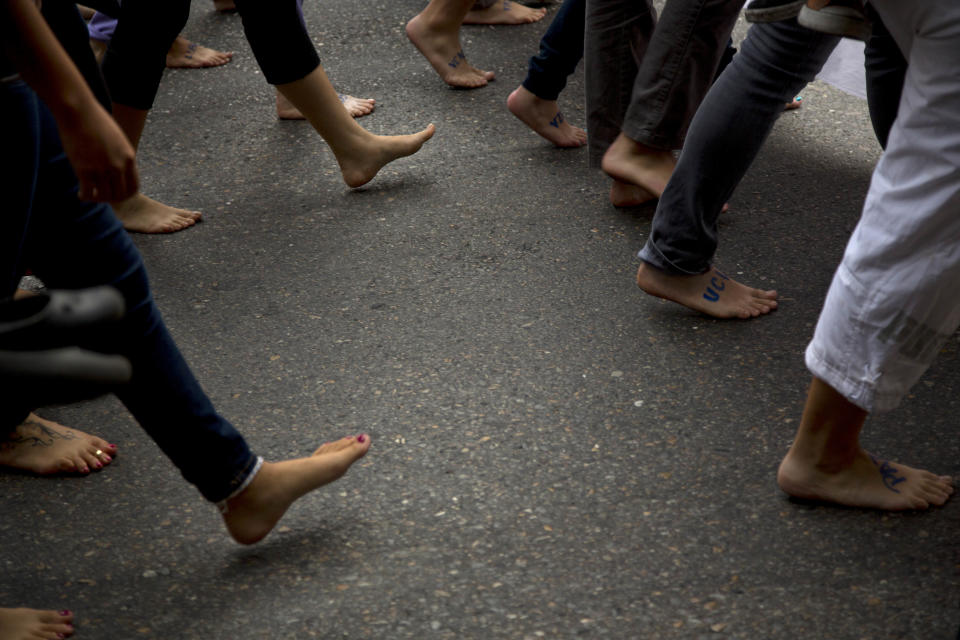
[549,112,565,128]
[448,50,466,69]
[870,454,906,493]
[0,419,75,451]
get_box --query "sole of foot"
[222,434,372,545]
[464,0,547,24]
[0,413,116,475]
[600,136,675,199]
[610,178,655,207]
[777,448,953,510]
[405,15,495,89]
[636,263,777,319]
[338,124,436,189]
[113,193,201,234]
[0,607,74,640]
[506,86,586,148]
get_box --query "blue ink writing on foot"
[710,277,726,292]
[870,454,906,493]
[703,287,719,302]
[549,112,565,128]
[448,50,466,68]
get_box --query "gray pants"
[585,0,744,165]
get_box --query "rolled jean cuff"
[216,455,264,511]
[637,240,708,276]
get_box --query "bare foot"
[212,0,236,11]
[636,263,778,319]
[778,448,953,510]
[340,94,376,118]
[0,608,74,639]
[165,36,233,69]
[336,124,436,188]
[506,85,586,148]
[601,133,676,199]
[222,434,372,545]
[276,91,375,120]
[464,0,547,24]
[405,14,495,89]
[113,193,201,234]
[610,178,655,207]
[784,95,803,111]
[0,413,116,475]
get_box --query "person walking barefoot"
[406,0,496,89]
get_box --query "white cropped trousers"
[806,0,960,412]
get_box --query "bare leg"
[464,0,547,25]
[406,0,496,89]
[0,608,74,639]
[777,378,954,510]
[276,65,435,188]
[506,85,586,148]
[212,0,236,12]
[601,133,676,204]
[276,89,375,120]
[109,104,202,233]
[222,435,371,544]
[636,263,777,319]
[165,36,233,69]
[0,413,116,475]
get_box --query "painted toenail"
[357,434,366,443]
[59,610,70,615]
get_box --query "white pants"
[806,0,960,413]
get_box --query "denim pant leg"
[863,5,905,151]
[585,0,656,167]
[622,0,745,152]
[3,81,258,503]
[522,0,586,101]
[639,20,840,274]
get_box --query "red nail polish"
[94,462,102,469]
[81,467,89,473]
[357,434,366,443]
[59,610,70,616]
[103,455,112,462]
[109,443,118,449]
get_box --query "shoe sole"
[744,0,804,23]
[797,5,872,40]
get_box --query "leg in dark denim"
[863,5,905,151]
[2,81,257,502]
[102,0,189,110]
[622,0,745,152]
[639,19,840,274]
[522,0,586,101]
[584,0,656,166]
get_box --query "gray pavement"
[3,2,959,638]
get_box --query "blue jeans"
[585,0,745,165]
[522,0,585,102]
[1,79,258,503]
[639,19,841,274]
